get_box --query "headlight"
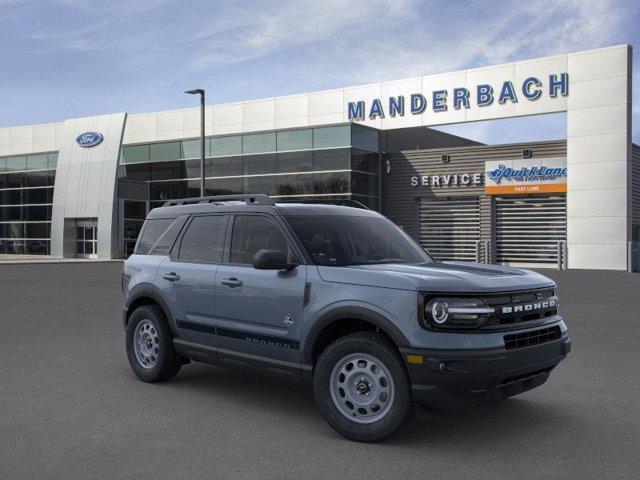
[424,297,494,329]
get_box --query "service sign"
[484,157,567,195]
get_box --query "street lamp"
[185,88,205,197]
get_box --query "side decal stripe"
[177,321,300,350]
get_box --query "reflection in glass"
[351,150,379,173]
[246,175,276,195]
[207,156,242,177]
[351,171,380,197]
[277,151,312,173]
[244,154,276,175]
[121,163,150,181]
[313,149,350,171]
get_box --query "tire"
[125,305,181,383]
[313,331,413,442]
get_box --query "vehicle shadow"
[132,361,573,446]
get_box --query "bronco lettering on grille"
[501,299,555,314]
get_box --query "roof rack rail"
[292,199,370,210]
[163,194,275,207]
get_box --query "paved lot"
[1,263,639,480]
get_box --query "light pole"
[185,88,205,197]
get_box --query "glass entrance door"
[76,221,98,258]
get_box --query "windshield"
[287,214,433,266]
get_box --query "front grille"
[483,289,558,328]
[504,326,561,350]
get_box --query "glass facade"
[0,152,57,255]
[119,125,381,252]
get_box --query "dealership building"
[0,44,637,271]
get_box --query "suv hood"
[317,261,555,293]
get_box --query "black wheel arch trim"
[124,283,174,328]
[302,306,411,364]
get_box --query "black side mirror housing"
[252,249,297,270]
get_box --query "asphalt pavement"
[0,262,638,479]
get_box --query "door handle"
[162,272,181,282]
[221,277,243,287]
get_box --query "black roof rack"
[163,194,275,207]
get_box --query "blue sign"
[488,164,567,184]
[348,73,569,120]
[76,131,103,148]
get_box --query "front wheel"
[313,332,413,442]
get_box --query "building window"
[243,132,276,154]
[313,126,350,149]
[351,125,380,153]
[149,142,181,162]
[122,144,150,164]
[277,129,312,151]
[120,126,381,223]
[0,152,57,255]
[211,135,242,157]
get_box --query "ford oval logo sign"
[76,131,103,148]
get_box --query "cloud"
[188,0,416,70]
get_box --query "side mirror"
[252,249,297,270]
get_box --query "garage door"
[419,197,480,261]
[495,195,567,265]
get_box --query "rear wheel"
[313,331,412,442]
[126,305,181,382]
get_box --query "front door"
[214,214,306,363]
[76,220,98,258]
[156,214,229,348]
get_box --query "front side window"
[288,215,432,266]
[178,215,227,263]
[229,215,288,264]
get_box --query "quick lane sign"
[485,157,567,195]
[348,73,569,120]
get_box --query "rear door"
[157,214,229,348]
[214,214,307,363]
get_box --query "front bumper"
[400,332,571,411]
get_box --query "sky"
[0,0,638,144]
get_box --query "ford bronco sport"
[122,194,570,442]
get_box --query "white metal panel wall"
[50,113,126,259]
[495,195,567,265]
[419,197,480,261]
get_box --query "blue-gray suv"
[122,194,570,442]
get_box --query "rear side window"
[149,215,188,255]
[135,218,174,254]
[178,215,228,263]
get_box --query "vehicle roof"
[146,201,380,219]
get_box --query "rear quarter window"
[135,218,175,254]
